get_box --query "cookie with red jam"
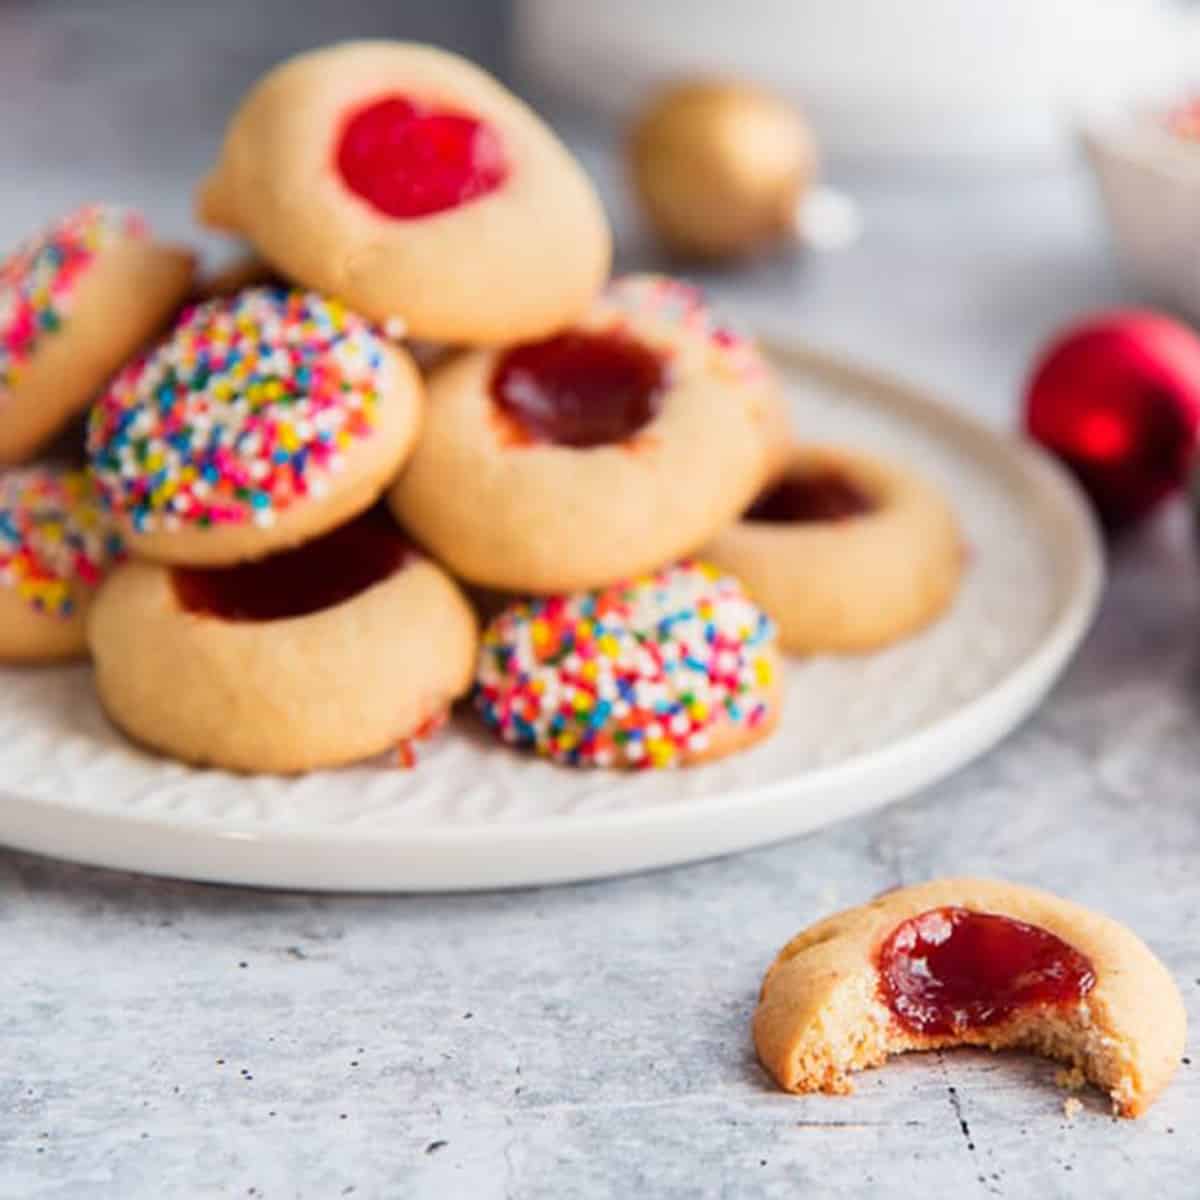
[704,444,962,653]
[754,878,1186,1117]
[89,504,476,773]
[391,275,781,593]
[198,41,611,345]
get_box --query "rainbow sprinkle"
[0,467,125,618]
[395,709,450,769]
[87,288,385,533]
[475,562,777,769]
[0,204,147,397]
[596,274,769,385]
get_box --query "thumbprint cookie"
[89,504,477,773]
[705,444,962,653]
[391,275,781,593]
[198,41,611,345]
[754,878,1186,1117]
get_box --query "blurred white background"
[519,0,1198,160]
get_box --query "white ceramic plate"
[0,345,1103,891]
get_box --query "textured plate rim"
[0,342,1105,890]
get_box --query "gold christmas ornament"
[629,79,818,261]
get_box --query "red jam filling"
[744,470,875,524]
[335,95,508,219]
[172,506,412,622]
[490,330,669,448]
[877,907,1096,1037]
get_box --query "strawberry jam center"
[491,330,668,448]
[877,907,1096,1037]
[335,95,508,219]
[745,470,875,523]
[172,505,412,622]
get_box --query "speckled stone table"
[1,4,1197,1198]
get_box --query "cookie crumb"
[1055,1066,1086,1092]
[1063,1097,1083,1120]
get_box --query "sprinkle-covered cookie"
[0,204,194,468]
[87,287,425,565]
[0,204,147,398]
[475,561,780,768]
[0,466,124,619]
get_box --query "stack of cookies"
[0,41,963,774]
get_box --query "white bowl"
[1083,108,1200,320]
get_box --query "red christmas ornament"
[1024,311,1200,530]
